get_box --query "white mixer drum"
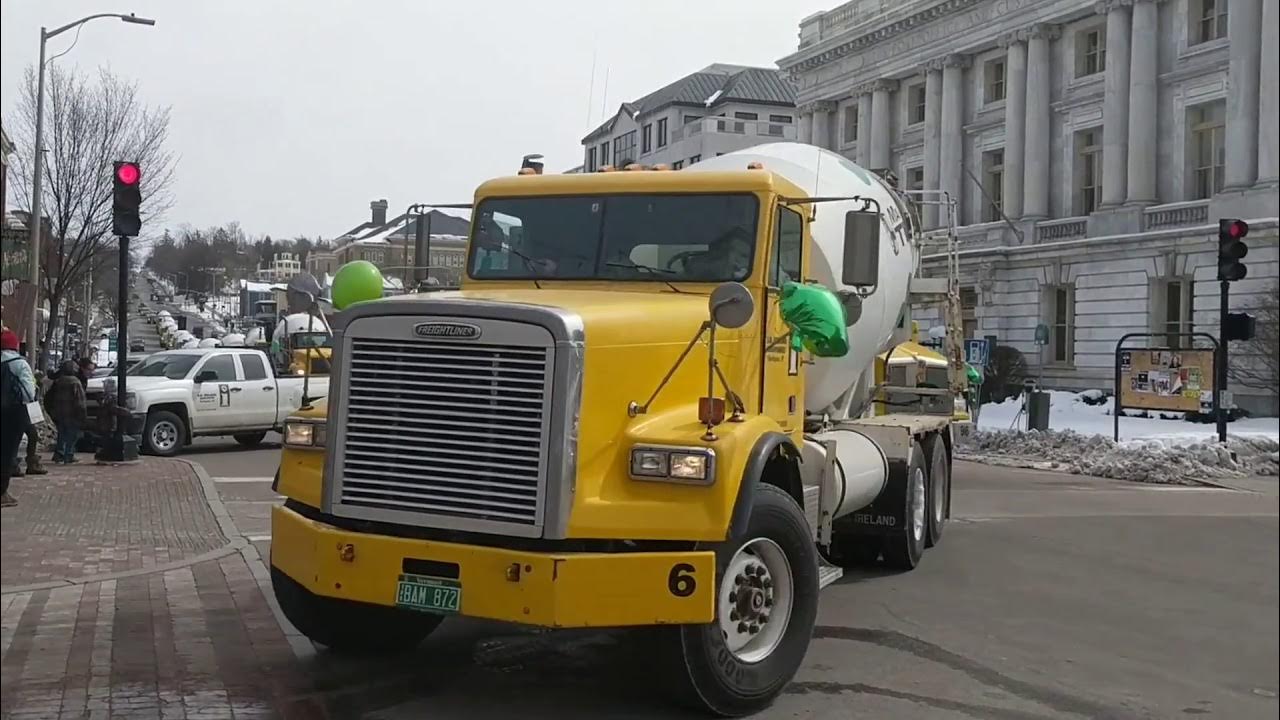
[687,143,920,413]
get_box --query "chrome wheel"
[911,466,926,542]
[150,420,179,452]
[717,538,794,663]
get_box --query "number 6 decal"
[668,563,696,597]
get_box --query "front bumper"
[270,504,716,628]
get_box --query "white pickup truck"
[87,348,330,456]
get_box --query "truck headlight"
[629,446,715,485]
[283,420,326,449]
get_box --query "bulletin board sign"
[1118,348,1214,412]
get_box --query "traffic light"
[1224,312,1257,342]
[1217,218,1248,282]
[112,161,142,237]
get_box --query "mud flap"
[838,457,909,537]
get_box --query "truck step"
[817,558,844,589]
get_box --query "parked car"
[129,340,146,352]
[86,348,330,456]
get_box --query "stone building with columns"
[780,0,1280,413]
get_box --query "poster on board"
[1119,348,1214,412]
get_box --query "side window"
[771,206,803,287]
[240,353,268,381]
[200,354,238,382]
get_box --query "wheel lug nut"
[735,574,745,585]
[737,622,749,633]
[749,624,760,634]
[730,610,739,621]
[764,598,773,607]
[728,592,737,603]
[762,578,772,588]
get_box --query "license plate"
[395,573,461,614]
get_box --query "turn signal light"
[698,397,726,426]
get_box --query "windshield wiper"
[605,261,687,293]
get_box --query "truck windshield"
[467,194,759,282]
[127,353,200,380]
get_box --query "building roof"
[334,209,471,250]
[583,64,797,142]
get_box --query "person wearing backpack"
[2,328,39,507]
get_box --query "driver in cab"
[683,227,752,282]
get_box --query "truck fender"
[724,432,801,542]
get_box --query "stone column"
[1258,0,1280,185]
[1100,1,1131,207]
[797,108,814,145]
[1023,24,1059,220]
[1224,0,1262,189]
[856,92,873,167]
[1126,0,1159,204]
[940,54,970,225]
[923,63,944,228]
[1000,34,1028,220]
[869,80,897,170]
[811,101,836,150]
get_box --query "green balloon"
[331,261,384,310]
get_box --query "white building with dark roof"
[582,64,799,171]
[780,0,1279,414]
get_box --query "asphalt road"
[188,443,1280,720]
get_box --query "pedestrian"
[77,356,96,390]
[2,328,39,508]
[46,359,89,464]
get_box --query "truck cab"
[270,143,957,716]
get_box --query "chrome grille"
[339,337,551,526]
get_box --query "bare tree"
[1228,282,1280,397]
[7,64,176,366]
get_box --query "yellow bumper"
[271,504,717,627]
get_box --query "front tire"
[271,566,441,653]
[663,483,819,717]
[882,441,927,570]
[143,410,185,457]
[234,431,267,448]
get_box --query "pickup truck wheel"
[271,566,441,653]
[234,431,267,448]
[661,483,819,717]
[143,411,185,457]
[882,441,927,571]
[924,433,949,548]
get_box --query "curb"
[179,457,316,661]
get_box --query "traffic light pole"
[97,234,138,462]
[1216,279,1229,444]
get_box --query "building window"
[907,83,926,125]
[657,118,668,148]
[734,111,759,120]
[1076,27,1106,78]
[984,58,1007,103]
[1075,128,1103,215]
[641,123,653,154]
[769,114,793,124]
[1190,0,1228,45]
[1189,102,1225,200]
[586,146,596,172]
[960,286,979,339]
[982,148,1004,222]
[600,142,609,167]
[906,166,924,191]
[689,155,701,164]
[672,160,684,170]
[842,105,859,145]
[613,131,636,167]
[1048,285,1075,365]
[683,114,702,126]
[1157,279,1194,349]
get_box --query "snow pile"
[957,429,1279,485]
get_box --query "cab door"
[190,352,245,430]
[760,204,806,435]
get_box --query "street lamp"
[27,12,156,365]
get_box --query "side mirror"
[709,282,755,328]
[194,370,217,384]
[842,210,880,289]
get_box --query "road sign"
[965,338,989,366]
[1034,323,1050,346]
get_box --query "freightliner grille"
[338,337,551,526]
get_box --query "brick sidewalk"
[0,460,329,720]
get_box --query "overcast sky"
[1,0,828,241]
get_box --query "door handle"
[262,386,275,392]
[230,387,243,393]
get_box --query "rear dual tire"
[662,483,819,717]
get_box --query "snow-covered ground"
[960,390,1279,485]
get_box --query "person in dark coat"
[46,360,89,464]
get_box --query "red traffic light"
[116,162,140,186]
[1226,220,1247,238]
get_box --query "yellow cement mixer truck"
[270,142,963,716]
